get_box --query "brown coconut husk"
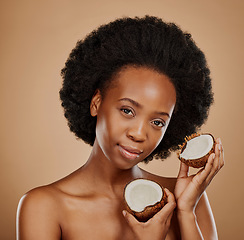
[178,133,216,168]
[124,179,167,222]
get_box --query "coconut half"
[178,133,215,168]
[124,179,167,222]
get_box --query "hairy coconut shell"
[178,133,216,168]
[124,179,167,222]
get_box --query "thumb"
[178,161,189,178]
[152,188,176,222]
[122,210,139,227]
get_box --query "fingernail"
[218,144,221,151]
[212,153,216,159]
[122,210,127,217]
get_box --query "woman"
[17,16,224,240]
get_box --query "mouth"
[118,144,143,160]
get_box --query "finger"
[153,201,176,223]
[213,140,221,171]
[193,138,225,188]
[217,138,225,168]
[122,210,139,227]
[204,140,225,183]
[213,138,225,170]
[206,139,224,179]
[164,190,175,224]
[194,153,215,184]
[220,144,225,168]
[165,188,176,204]
[177,161,189,178]
[153,188,176,222]
[165,209,174,228]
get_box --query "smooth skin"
[17,66,224,240]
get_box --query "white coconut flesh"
[125,179,163,212]
[179,134,214,160]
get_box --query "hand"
[123,188,176,240]
[174,138,224,213]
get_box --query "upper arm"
[16,187,61,240]
[195,192,218,240]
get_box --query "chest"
[58,194,180,240]
[59,196,135,240]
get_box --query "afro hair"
[59,15,214,163]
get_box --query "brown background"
[1,0,243,239]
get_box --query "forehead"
[106,66,176,108]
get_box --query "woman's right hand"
[123,188,176,240]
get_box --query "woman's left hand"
[174,137,224,213]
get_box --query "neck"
[81,140,144,193]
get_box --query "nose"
[126,120,147,142]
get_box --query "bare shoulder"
[18,184,62,214]
[17,168,93,239]
[17,170,86,219]
[17,185,62,239]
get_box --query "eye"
[152,119,165,128]
[120,107,135,117]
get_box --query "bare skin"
[17,66,224,240]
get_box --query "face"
[90,66,176,169]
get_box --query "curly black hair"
[60,15,214,163]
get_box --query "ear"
[90,90,102,117]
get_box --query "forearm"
[177,211,203,240]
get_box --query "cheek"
[96,110,119,146]
[149,128,167,150]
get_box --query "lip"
[118,145,143,160]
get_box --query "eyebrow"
[118,98,170,118]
